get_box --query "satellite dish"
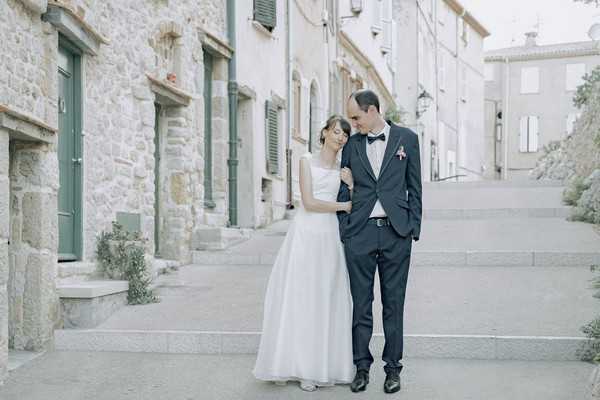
[588,23,600,40]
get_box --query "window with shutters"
[519,116,539,153]
[460,65,467,102]
[265,100,280,175]
[371,0,382,35]
[254,0,277,32]
[566,63,585,91]
[351,0,363,13]
[292,77,301,139]
[520,67,539,94]
[439,52,446,92]
[381,0,392,54]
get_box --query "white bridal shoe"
[300,380,317,392]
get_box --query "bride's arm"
[300,157,351,213]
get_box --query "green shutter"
[265,100,279,175]
[254,0,277,31]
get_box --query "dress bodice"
[301,153,341,204]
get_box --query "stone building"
[0,0,230,382]
[484,33,600,180]
[395,0,489,182]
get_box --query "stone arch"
[309,79,321,152]
[149,21,184,83]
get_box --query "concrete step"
[53,264,597,361]
[0,352,591,400]
[193,217,600,267]
[54,329,587,361]
[192,249,600,267]
[58,280,129,329]
[423,207,571,219]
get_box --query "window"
[566,63,586,91]
[371,0,382,35]
[519,116,539,153]
[438,2,448,25]
[520,67,539,94]
[566,113,581,137]
[459,18,468,44]
[439,52,446,91]
[351,0,363,13]
[484,64,495,82]
[447,150,456,177]
[292,77,301,138]
[460,65,467,101]
[381,0,392,54]
[265,100,280,175]
[254,0,277,32]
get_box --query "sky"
[458,0,600,50]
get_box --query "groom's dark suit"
[337,122,422,374]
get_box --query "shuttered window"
[254,0,277,32]
[519,116,539,153]
[265,100,279,175]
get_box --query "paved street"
[2,181,599,399]
[0,352,592,400]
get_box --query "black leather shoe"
[383,371,401,393]
[350,369,369,392]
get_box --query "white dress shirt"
[366,122,390,218]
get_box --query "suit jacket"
[337,123,422,241]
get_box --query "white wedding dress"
[253,153,354,386]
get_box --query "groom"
[337,90,422,394]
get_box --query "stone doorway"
[0,107,59,382]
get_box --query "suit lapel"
[379,126,403,177]
[354,134,377,182]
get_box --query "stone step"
[192,249,600,267]
[0,352,590,400]
[54,329,587,361]
[423,207,571,219]
[58,281,129,329]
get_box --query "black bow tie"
[367,133,386,144]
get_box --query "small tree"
[579,265,600,362]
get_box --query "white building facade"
[395,0,489,182]
[485,33,600,180]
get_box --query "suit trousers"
[344,222,412,374]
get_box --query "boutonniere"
[396,146,407,160]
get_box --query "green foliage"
[384,104,406,125]
[573,66,600,109]
[541,140,562,155]
[96,222,158,305]
[574,0,600,6]
[579,265,600,363]
[563,176,590,206]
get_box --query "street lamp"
[416,90,434,119]
[589,23,600,41]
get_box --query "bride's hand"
[341,167,353,189]
[340,201,352,213]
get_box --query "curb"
[54,330,587,361]
[191,251,600,267]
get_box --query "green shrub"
[96,222,158,305]
[563,176,590,206]
[578,265,600,363]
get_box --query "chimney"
[525,31,538,47]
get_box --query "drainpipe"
[502,56,510,180]
[227,0,239,226]
[286,0,293,209]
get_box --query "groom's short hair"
[349,90,380,113]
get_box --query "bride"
[253,115,355,391]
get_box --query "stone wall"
[45,0,229,262]
[0,0,57,127]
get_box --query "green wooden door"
[154,103,161,256]
[203,50,215,208]
[58,41,82,261]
